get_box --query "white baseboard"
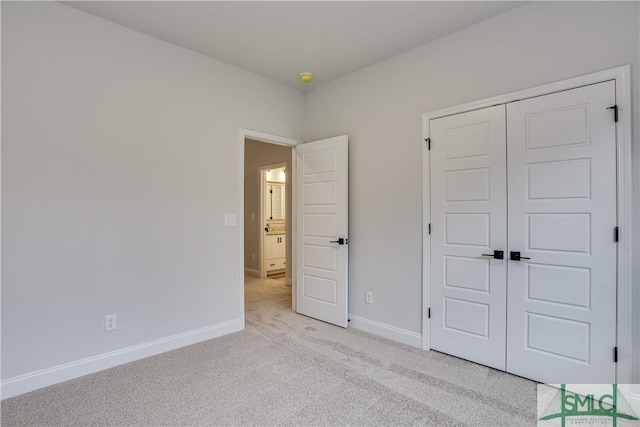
[348,314,422,348]
[1,318,243,400]
[630,392,640,415]
[244,268,260,277]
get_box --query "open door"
[295,136,348,327]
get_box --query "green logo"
[539,384,639,427]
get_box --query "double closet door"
[429,81,617,384]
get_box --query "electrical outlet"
[224,213,237,227]
[105,314,117,331]
[251,213,255,221]
[365,292,373,305]
[251,254,256,261]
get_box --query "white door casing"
[296,136,349,327]
[429,105,508,370]
[506,81,617,384]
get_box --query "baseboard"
[348,314,422,348]
[244,268,260,277]
[630,392,640,414]
[1,318,243,400]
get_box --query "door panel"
[296,136,348,327]
[506,81,617,383]
[430,105,508,370]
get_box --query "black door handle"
[510,251,530,261]
[481,250,504,260]
[330,238,347,245]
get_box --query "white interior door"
[429,105,508,370]
[506,81,617,383]
[296,136,349,327]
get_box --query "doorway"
[243,137,294,298]
[260,163,287,280]
[238,129,299,323]
[239,130,351,329]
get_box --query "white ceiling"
[63,1,525,90]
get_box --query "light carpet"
[1,276,538,426]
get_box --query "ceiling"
[63,1,525,90]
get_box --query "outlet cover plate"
[224,213,237,227]
[105,314,117,331]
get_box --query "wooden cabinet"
[265,234,286,274]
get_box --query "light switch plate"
[224,213,237,227]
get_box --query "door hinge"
[428,223,431,235]
[614,226,619,242]
[425,138,431,150]
[607,105,618,122]
[614,346,618,363]
[428,307,431,319]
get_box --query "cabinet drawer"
[266,258,286,271]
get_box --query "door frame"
[260,161,288,278]
[238,129,301,325]
[421,65,633,383]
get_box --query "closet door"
[430,105,508,370]
[506,81,617,383]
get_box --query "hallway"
[245,275,290,315]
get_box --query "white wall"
[1,1,303,386]
[302,1,640,382]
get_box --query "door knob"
[481,250,504,260]
[330,238,347,245]
[510,251,530,261]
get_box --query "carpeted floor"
[1,276,538,426]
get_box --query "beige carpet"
[1,276,537,426]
